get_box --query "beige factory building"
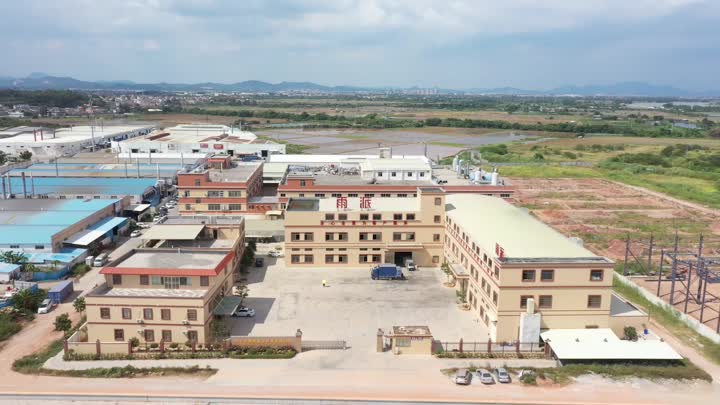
[284,187,446,268]
[84,217,245,345]
[443,194,615,342]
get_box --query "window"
[360,214,369,220]
[396,337,411,347]
[406,214,415,221]
[520,295,533,308]
[143,308,153,320]
[208,204,221,211]
[331,193,341,198]
[590,269,604,281]
[112,274,122,285]
[540,270,555,282]
[162,330,172,342]
[229,204,242,211]
[185,204,192,210]
[114,329,124,341]
[187,330,198,342]
[100,308,110,319]
[397,193,408,197]
[161,309,171,320]
[291,232,301,241]
[393,233,402,241]
[187,309,197,321]
[338,214,347,221]
[432,255,440,264]
[521,270,535,282]
[377,172,383,177]
[364,193,375,197]
[337,255,347,263]
[200,276,209,286]
[325,255,334,264]
[434,197,442,206]
[325,214,335,221]
[183,190,190,197]
[304,233,313,241]
[299,180,306,187]
[393,213,403,220]
[492,291,498,305]
[538,295,553,309]
[9,245,19,249]
[304,255,313,263]
[434,215,441,223]
[122,307,131,319]
[194,179,201,186]
[372,213,381,220]
[380,193,390,197]
[207,191,224,197]
[587,295,602,308]
[407,233,415,240]
[140,275,149,285]
[420,172,425,177]
[391,172,397,177]
[314,193,325,197]
[291,255,301,264]
[433,234,440,242]
[228,190,242,197]
[144,329,155,342]
[34,245,45,250]
[348,193,358,197]
[407,171,413,177]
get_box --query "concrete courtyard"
[229,249,489,353]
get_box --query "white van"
[93,253,108,267]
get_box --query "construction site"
[511,177,720,332]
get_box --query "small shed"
[389,325,433,355]
[0,263,21,283]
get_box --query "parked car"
[454,369,473,385]
[37,298,55,314]
[93,253,109,267]
[494,367,511,383]
[269,250,282,257]
[232,307,256,317]
[478,369,495,384]
[130,230,142,238]
[404,258,417,271]
[255,257,264,267]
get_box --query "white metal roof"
[445,194,606,261]
[360,158,431,172]
[140,224,205,240]
[64,217,128,246]
[540,328,682,361]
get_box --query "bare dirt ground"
[511,177,720,330]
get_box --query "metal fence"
[435,340,544,354]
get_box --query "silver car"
[454,369,472,385]
[478,369,495,384]
[494,367,511,383]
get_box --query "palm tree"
[1,251,25,265]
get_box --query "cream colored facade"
[284,187,446,268]
[85,221,244,345]
[444,194,614,342]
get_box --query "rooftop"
[392,325,432,337]
[445,194,609,263]
[140,224,205,241]
[540,328,681,361]
[0,199,121,245]
[92,285,206,299]
[164,216,244,226]
[206,162,261,182]
[268,154,431,165]
[2,176,158,197]
[111,250,227,271]
[125,124,256,144]
[0,125,153,145]
[290,171,433,186]
[359,158,431,171]
[8,161,184,179]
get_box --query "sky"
[1,0,719,90]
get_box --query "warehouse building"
[443,194,615,342]
[113,124,285,158]
[84,217,245,345]
[0,125,153,157]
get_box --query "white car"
[37,299,54,314]
[478,369,495,384]
[130,230,142,238]
[232,307,256,317]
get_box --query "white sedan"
[232,307,256,317]
[130,230,142,238]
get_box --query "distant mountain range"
[0,74,717,97]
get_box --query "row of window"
[111,275,209,288]
[290,254,384,264]
[324,213,421,221]
[291,232,440,242]
[115,328,198,343]
[519,294,603,309]
[521,269,604,283]
[100,307,198,321]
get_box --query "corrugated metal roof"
[0,263,21,274]
[140,224,204,240]
[64,217,128,246]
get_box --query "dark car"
[255,257,264,267]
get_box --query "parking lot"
[229,247,489,353]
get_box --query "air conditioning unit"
[182,320,189,325]
[136,319,144,324]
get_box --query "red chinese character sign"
[495,243,505,260]
[360,197,372,209]
[336,197,348,209]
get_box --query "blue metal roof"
[10,163,181,178]
[4,177,158,197]
[0,263,21,274]
[64,217,128,246]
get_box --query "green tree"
[73,297,86,314]
[0,151,7,165]
[210,319,230,342]
[533,152,545,160]
[12,288,45,312]
[18,150,32,161]
[1,251,26,265]
[54,313,72,334]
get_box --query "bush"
[520,372,537,385]
[0,312,22,341]
[53,313,72,334]
[623,326,638,341]
[129,337,140,348]
[150,343,159,349]
[562,151,578,159]
[169,342,179,350]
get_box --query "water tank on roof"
[473,170,482,182]
[490,171,499,186]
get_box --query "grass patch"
[430,141,466,147]
[32,365,216,378]
[613,276,720,365]
[256,135,313,154]
[520,360,710,384]
[0,312,23,341]
[499,165,603,178]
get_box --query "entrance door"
[393,251,413,267]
